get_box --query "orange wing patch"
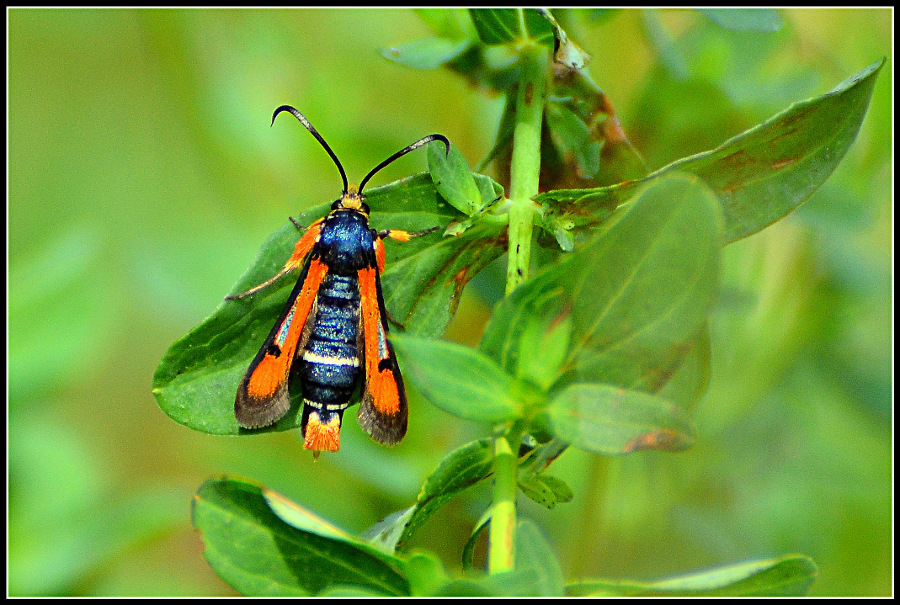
[235,257,328,429]
[358,266,401,416]
[288,219,323,269]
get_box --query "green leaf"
[698,8,783,32]
[360,506,416,554]
[514,297,572,392]
[483,173,722,396]
[414,9,478,40]
[262,487,357,543]
[514,520,565,596]
[545,102,601,179]
[517,473,573,509]
[434,579,500,596]
[427,140,483,215]
[566,555,818,596]
[390,334,522,423]
[544,383,696,455]
[394,439,494,550]
[469,9,554,46]
[538,70,648,194]
[375,174,507,336]
[192,477,409,596]
[443,569,555,597]
[399,551,450,597]
[382,36,471,70]
[461,508,492,571]
[656,325,712,411]
[153,173,505,435]
[538,58,884,244]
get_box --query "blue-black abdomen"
[298,271,361,407]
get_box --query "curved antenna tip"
[271,105,349,193]
[359,134,452,193]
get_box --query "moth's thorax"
[315,206,376,273]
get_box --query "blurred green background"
[8,9,891,596]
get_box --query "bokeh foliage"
[8,8,891,596]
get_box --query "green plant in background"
[153,9,881,596]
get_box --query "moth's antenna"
[272,105,349,194]
[358,134,450,194]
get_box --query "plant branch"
[488,420,527,574]
[505,43,549,295]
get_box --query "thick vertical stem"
[488,421,526,574]
[505,44,549,295]
[490,32,549,577]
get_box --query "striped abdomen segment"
[299,272,361,421]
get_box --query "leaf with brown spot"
[543,383,695,455]
[538,58,884,244]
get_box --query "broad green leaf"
[192,477,409,596]
[544,383,696,455]
[656,325,712,411]
[390,334,523,423]
[382,36,471,70]
[514,296,572,392]
[538,58,884,244]
[566,555,817,596]
[514,520,565,596]
[153,173,505,435]
[469,9,554,46]
[483,173,722,396]
[427,141,483,215]
[698,8,783,32]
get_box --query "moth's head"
[332,185,369,215]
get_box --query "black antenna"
[272,105,349,194]
[358,134,450,194]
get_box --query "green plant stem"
[489,421,526,574]
[488,42,550,576]
[505,43,549,295]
